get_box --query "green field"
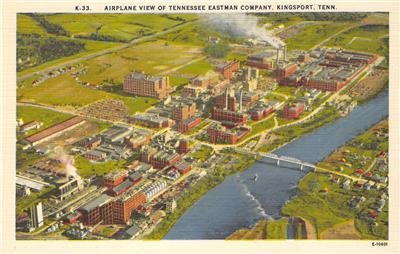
[17,73,158,113]
[286,22,350,51]
[78,40,202,85]
[176,59,213,76]
[266,218,289,239]
[74,155,126,178]
[17,14,48,35]
[324,25,389,55]
[45,14,197,42]
[17,105,73,137]
[17,39,122,78]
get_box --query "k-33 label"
[75,6,91,11]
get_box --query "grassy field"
[176,59,213,76]
[74,155,126,178]
[17,105,73,137]
[191,145,213,162]
[17,73,158,113]
[45,14,197,42]
[258,15,305,29]
[17,39,122,78]
[248,117,276,138]
[324,25,389,55]
[17,14,48,35]
[78,40,202,85]
[286,22,350,51]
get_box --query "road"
[17,20,198,82]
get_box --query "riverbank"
[147,86,387,239]
[144,104,341,239]
[144,152,257,239]
[281,118,388,239]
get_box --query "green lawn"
[17,105,73,137]
[324,25,389,56]
[286,22,350,51]
[78,40,202,85]
[74,155,126,178]
[18,73,158,113]
[191,145,213,162]
[17,14,48,35]
[17,39,122,78]
[44,14,197,42]
[248,117,275,138]
[176,59,213,76]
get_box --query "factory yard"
[15,12,389,241]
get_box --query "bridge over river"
[235,148,316,172]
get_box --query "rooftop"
[79,194,112,212]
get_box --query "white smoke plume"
[201,14,285,48]
[50,146,79,178]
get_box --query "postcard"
[1,0,399,253]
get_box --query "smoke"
[201,14,285,48]
[50,146,79,178]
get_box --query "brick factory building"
[215,61,240,80]
[123,129,151,149]
[211,108,246,125]
[178,139,190,154]
[175,117,202,133]
[112,189,147,224]
[275,63,298,79]
[78,191,147,225]
[173,160,192,174]
[249,104,274,121]
[123,72,170,99]
[191,74,219,88]
[139,147,181,169]
[78,194,113,225]
[24,116,85,146]
[171,102,196,121]
[278,49,378,92]
[129,113,175,129]
[283,102,305,119]
[207,123,251,144]
[246,53,274,69]
[103,170,128,189]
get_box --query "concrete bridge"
[235,148,316,172]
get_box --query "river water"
[165,89,388,240]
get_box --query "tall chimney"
[284,46,287,62]
[239,90,243,112]
[225,88,228,110]
[276,48,280,68]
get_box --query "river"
[165,89,388,240]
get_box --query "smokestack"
[239,90,243,112]
[276,48,280,68]
[284,46,287,62]
[225,88,228,110]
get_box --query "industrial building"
[215,60,240,80]
[283,102,305,119]
[278,49,378,92]
[249,104,274,121]
[123,71,170,99]
[207,123,251,144]
[171,101,196,121]
[23,116,85,147]
[246,53,274,69]
[29,202,44,229]
[139,146,181,170]
[129,113,175,129]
